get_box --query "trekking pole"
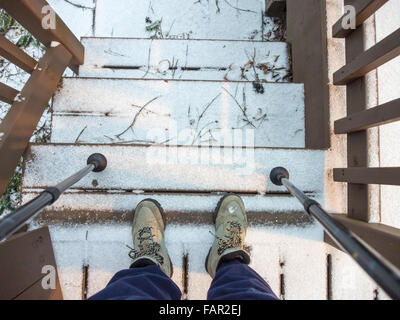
[0,153,107,242]
[270,167,400,300]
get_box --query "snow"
[23,144,324,194]
[51,79,305,147]
[38,221,328,300]
[374,0,400,229]
[327,246,390,300]
[47,0,95,39]
[95,0,265,40]
[79,38,291,82]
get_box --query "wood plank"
[0,35,37,73]
[0,0,84,73]
[345,13,369,222]
[325,214,400,270]
[332,0,389,38]
[22,144,325,195]
[0,82,19,104]
[80,38,291,82]
[335,98,400,133]
[333,167,400,185]
[286,0,330,148]
[0,227,63,300]
[51,78,305,148]
[0,44,71,196]
[334,28,400,85]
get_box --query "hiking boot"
[205,194,250,278]
[129,199,173,277]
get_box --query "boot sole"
[134,198,174,278]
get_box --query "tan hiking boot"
[129,199,173,277]
[205,194,250,278]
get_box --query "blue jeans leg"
[89,265,182,300]
[207,260,279,300]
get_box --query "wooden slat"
[0,44,72,196]
[334,28,400,85]
[334,167,400,185]
[332,0,389,38]
[0,35,37,73]
[335,98,400,133]
[324,214,400,270]
[0,82,19,104]
[286,0,330,148]
[0,0,84,73]
[345,17,369,221]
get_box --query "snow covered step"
[79,38,291,82]
[95,0,266,40]
[22,191,318,226]
[23,144,324,195]
[52,79,305,148]
[45,222,329,300]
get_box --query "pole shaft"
[0,164,95,242]
[280,178,400,300]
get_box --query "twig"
[75,125,87,143]
[116,96,161,138]
[222,87,256,128]
[64,0,93,10]
[142,42,153,78]
[198,94,221,122]
[223,0,256,13]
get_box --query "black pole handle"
[270,166,400,300]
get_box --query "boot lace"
[211,221,243,256]
[128,226,164,265]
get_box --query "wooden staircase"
[14,0,390,300]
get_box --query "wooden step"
[47,222,333,300]
[51,78,305,148]
[94,0,265,40]
[22,144,324,195]
[79,38,291,82]
[48,221,389,300]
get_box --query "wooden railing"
[0,0,84,195]
[326,0,400,270]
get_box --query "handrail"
[0,0,85,196]
[0,44,72,196]
[270,167,400,300]
[334,167,400,185]
[0,35,37,73]
[334,98,400,133]
[0,154,107,241]
[333,27,400,85]
[0,82,19,104]
[0,0,84,73]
